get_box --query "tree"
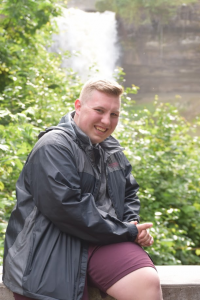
[0,0,82,263]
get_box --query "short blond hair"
[79,78,123,103]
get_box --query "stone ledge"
[1,266,200,300]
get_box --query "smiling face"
[74,90,120,144]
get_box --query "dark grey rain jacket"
[3,112,140,300]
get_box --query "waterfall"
[50,8,120,80]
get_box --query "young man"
[3,79,163,300]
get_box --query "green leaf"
[196,249,200,256]
[0,182,4,191]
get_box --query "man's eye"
[111,113,119,117]
[95,109,103,113]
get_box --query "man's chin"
[90,136,105,144]
[90,131,111,144]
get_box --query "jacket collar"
[39,111,123,157]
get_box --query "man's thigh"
[13,293,32,300]
[87,242,156,294]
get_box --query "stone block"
[1,266,200,300]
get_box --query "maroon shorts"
[14,242,155,300]
[82,242,156,299]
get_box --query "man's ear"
[74,99,81,115]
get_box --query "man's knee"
[145,267,161,287]
[106,267,162,300]
[134,267,162,299]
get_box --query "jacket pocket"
[23,232,36,276]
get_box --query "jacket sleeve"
[27,135,138,245]
[122,155,141,223]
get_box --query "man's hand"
[130,221,154,247]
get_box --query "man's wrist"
[124,222,138,242]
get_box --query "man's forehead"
[86,90,120,103]
[85,99,120,111]
[92,104,120,111]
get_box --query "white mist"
[50,8,120,80]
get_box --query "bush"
[115,92,200,264]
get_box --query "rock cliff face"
[117,3,200,93]
[67,0,96,11]
[67,0,200,93]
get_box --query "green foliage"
[0,0,83,264]
[0,0,60,94]
[96,0,198,25]
[115,91,200,264]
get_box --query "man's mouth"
[95,126,107,132]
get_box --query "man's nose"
[101,113,111,126]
